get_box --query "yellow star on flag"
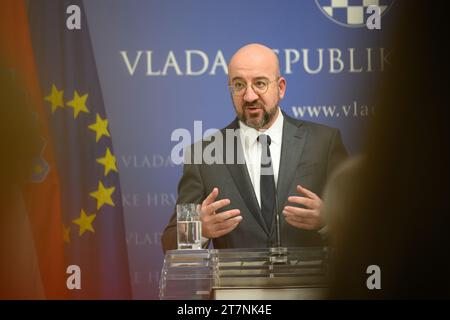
[88,114,110,142]
[72,209,96,236]
[67,90,89,119]
[96,147,118,176]
[44,84,64,113]
[63,224,71,243]
[90,181,115,210]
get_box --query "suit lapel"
[224,119,270,235]
[270,114,308,235]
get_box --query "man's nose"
[243,85,259,102]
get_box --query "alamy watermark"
[170,121,273,175]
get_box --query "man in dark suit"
[162,43,347,252]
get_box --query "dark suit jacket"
[161,112,348,252]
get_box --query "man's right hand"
[200,187,242,238]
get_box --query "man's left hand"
[283,185,324,230]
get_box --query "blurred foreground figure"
[325,4,450,299]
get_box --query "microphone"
[259,133,288,264]
[269,176,288,264]
[274,185,281,248]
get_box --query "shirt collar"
[239,108,284,148]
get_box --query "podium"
[159,247,329,300]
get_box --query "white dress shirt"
[239,110,284,208]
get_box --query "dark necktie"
[258,134,275,229]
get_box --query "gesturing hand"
[200,187,242,238]
[283,185,324,230]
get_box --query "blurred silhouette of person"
[324,4,450,299]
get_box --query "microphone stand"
[269,180,288,265]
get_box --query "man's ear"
[278,77,286,99]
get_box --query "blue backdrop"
[82,0,397,299]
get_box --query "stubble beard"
[236,102,278,130]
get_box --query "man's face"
[228,48,286,130]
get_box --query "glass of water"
[176,203,202,250]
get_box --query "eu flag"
[28,0,131,299]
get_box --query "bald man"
[162,43,348,251]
